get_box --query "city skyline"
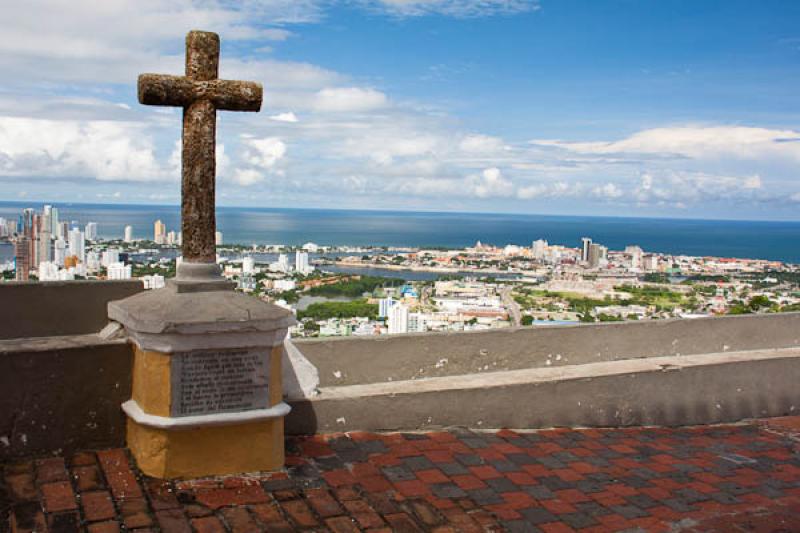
[0,1,799,220]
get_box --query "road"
[501,285,522,327]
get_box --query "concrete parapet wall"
[296,313,800,387]
[0,334,132,461]
[0,280,144,339]
[286,347,800,434]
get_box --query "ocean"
[1,201,799,263]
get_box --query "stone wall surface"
[296,313,800,387]
[0,280,144,339]
[0,335,132,461]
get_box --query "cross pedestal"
[108,30,295,479]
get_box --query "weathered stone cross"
[138,30,262,276]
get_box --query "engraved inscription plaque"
[170,348,270,417]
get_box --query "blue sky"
[0,0,799,219]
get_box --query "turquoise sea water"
[1,201,799,263]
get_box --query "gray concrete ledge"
[0,280,144,339]
[0,333,132,461]
[296,313,800,387]
[286,347,800,434]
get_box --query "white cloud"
[533,126,800,162]
[459,134,506,154]
[312,87,389,113]
[233,169,264,186]
[269,112,299,123]
[0,116,167,181]
[367,0,539,17]
[592,183,623,199]
[469,167,514,198]
[242,137,287,168]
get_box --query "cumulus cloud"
[468,167,514,198]
[242,137,287,169]
[269,112,299,123]
[312,87,389,113]
[592,183,624,199]
[0,116,167,181]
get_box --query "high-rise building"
[50,207,60,236]
[215,231,223,246]
[107,262,132,280]
[625,245,644,270]
[124,225,134,243]
[85,222,98,241]
[37,231,52,264]
[242,256,255,274]
[14,237,30,281]
[59,222,69,241]
[588,243,608,268]
[68,228,85,262]
[167,231,177,246]
[295,251,310,274]
[532,239,548,260]
[154,220,166,244]
[379,297,397,318]
[388,304,409,334]
[581,237,592,263]
[54,238,66,266]
[38,261,60,281]
[86,251,101,271]
[277,253,289,272]
[102,249,120,268]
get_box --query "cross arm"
[138,74,262,111]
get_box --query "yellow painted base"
[126,344,287,479]
[127,417,285,479]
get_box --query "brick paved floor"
[2,418,799,532]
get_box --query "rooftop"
[5,417,799,532]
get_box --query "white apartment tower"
[68,228,85,262]
[388,304,409,334]
[124,225,134,243]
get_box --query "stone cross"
[138,30,262,270]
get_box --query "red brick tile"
[451,474,487,491]
[468,465,502,480]
[119,498,153,529]
[351,462,381,478]
[82,490,116,522]
[35,457,68,484]
[394,479,430,497]
[70,451,97,467]
[540,521,577,532]
[191,516,227,533]
[501,491,535,509]
[359,475,393,492]
[195,486,269,510]
[155,508,192,533]
[41,481,77,512]
[220,506,261,532]
[144,478,181,510]
[248,501,281,520]
[385,512,424,532]
[424,450,454,463]
[334,486,362,501]
[323,468,357,487]
[5,473,37,501]
[540,498,577,514]
[325,516,362,533]
[280,499,319,528]
[87,520,120,533]
[441,507,484,532]
[96,449,143,500]
[306,488,344,518]
[506,471,536,485]
[416,469,449,484]
[72,464,104,492]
